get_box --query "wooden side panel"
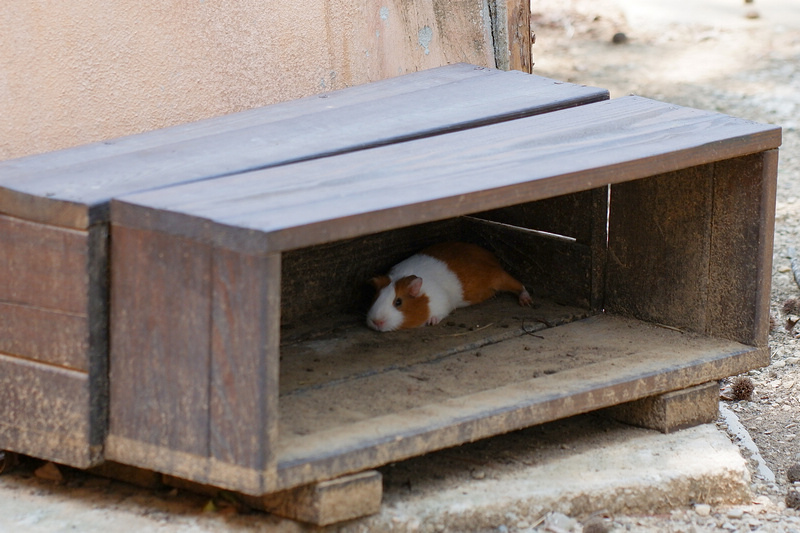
[109,226,212,460]
[707,151,778,346]
[0,303,88,370]
[605,165,714,332]
[0,213,88,314]
[0,354,95,467]
[209,250,280,481]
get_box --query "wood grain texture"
[210,250,280,480]
[0,302,88,370]
[605,165,714,332]
[0,213,88,314]
[108,226,212,459]
[602,381,720,434]
[491,0,533,72]
[0,354,97,468]
[0,66,607,229]
[274,314,765,491]
[257,470,382,526]
[112,96,781,255]
[706,151,778,346]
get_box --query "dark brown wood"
[209,250,280,488]
[605,164,714,333]
[256,470,382,525]
[0,302,87,370]
[602,381,720,433]
[0,64,609,476]
[0,213,88,314]
[112,96,782,256]
[108,226,212,461]
[0,354,96,467]
[706,150,778,346]
[0,66,607,230]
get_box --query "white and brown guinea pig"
[366,242,533,332]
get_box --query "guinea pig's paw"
[518,288,533,307]
[426,316,442,326]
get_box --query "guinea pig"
[366,242,532,332]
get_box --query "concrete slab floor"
[0,414,754,532]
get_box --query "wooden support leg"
[253,471,383,526]
[164,470,383,526]
[601,381,720,433]
[87,461,164,489]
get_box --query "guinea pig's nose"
[370,318,385,330]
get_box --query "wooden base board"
[601,381,720,433]
[164,470,382,526]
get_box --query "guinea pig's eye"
[393,297,403,308]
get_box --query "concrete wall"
[0,0,503,160]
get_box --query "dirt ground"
[530,0,800,529]
[1,2,800,532]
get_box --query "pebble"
[726,508,745,519]
[694,503,712,516]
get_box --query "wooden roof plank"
[113,96,782,254]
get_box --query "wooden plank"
[273,314,765,491]
[255,471,382,526]
[706,150,778,346]
[163,470,382,525]
[108,226,212,461]
[605,165,714,332]
[0,303,88,370]
[0,354,97,468]
[0,67,607,229]
[112,96,781,255]
[602,381,720,433]
[0,213,88,314]
[209,250,280,485]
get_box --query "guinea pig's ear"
[369,275,391,291]
[407,276,423,298]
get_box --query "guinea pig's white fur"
[367,253,465,332]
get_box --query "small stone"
[34,462,65,483]
[694,503,712,516]
[612,32,628,44]
[471,469,486,480]
[727,508,745,519]
[786,489,800,509]
[745,9,760,19]
[788,464,800,483]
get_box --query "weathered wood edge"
[110,124,781,256]
[754,149,779,346]
[272,329,767,491]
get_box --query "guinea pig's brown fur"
[421,242,526,305]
